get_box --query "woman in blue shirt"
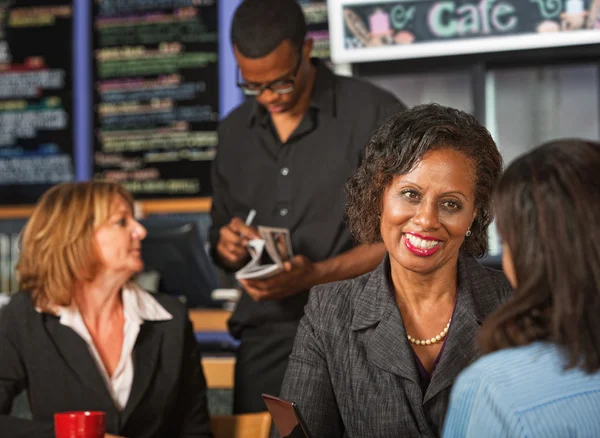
[443,139,600,438]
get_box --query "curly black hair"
[346,103,503,257]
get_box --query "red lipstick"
[403,233,442,257]
[406,232,442,242]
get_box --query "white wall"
[364,64,599,165]
[492,64,599,165]
[368,71,474,114]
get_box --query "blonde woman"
[0,182,212,438]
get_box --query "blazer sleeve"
[0,301,55,438]
[276,286,344,438]
[442,366,527,438]
[171,318,213,438]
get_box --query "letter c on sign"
[428,2,457,38]
[492,4,518,32]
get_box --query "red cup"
[54,411,106,438]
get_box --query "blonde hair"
[17,182,134,311]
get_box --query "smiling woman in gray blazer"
[277,104,511,437]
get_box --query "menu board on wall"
[0,0,74,205]
[299,0,331,59]
[328,0,600,63]
[93,0,219,199]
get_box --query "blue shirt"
[443,342,600,437]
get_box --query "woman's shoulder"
[306,269,382,330]
[126,284,189,327]
[0,292,38,339]
[311,269,374,302]
[457,343,594,396]
[461,255,512,305]
[4,290,32,305]
[1,291,36,317]
[142,291,188,319]
[455,343,600,414]
[461,343,559,377]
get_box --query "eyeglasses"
[236,55,302,96]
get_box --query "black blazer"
[0,291,213,438]
[278,255,512,437]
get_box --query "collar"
[37,283,173,325]
[348,252,507,406]
[349,255,391,331]
[121,283,173,323]
[248,57,337,127]
[350,253,493,331]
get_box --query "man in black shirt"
[209,0,406,413]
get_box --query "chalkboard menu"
[328,0,600,63]
[92,0,219,199]
[0,0,74,205]
[299,0,331,59]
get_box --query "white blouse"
[40,284,172,410]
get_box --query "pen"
[245,209,257,227]
[241,209,257,242]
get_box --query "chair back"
[210,411,271,438]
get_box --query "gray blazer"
[278,255,511,437]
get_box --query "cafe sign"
[327,0,600,63]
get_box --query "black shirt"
[209,59,405,335]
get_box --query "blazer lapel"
[44,315,113,403]
[366,298,420,383]
[423,284,480,404]
[351,257,419,383]
[424,255,502,404]
[120,321,163,425]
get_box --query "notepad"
[235,226,293,280]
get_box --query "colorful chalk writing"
[92,0,219,198]
[0,0,74,205]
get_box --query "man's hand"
[215,217,260,270]
[239,255,321,301]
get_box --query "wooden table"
[190,309,236,389]
[189,308,231,332]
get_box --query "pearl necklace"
[407,319,451,346]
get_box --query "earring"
[465,229,472,237]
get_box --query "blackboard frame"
[0,196,213,219]
[328,0,600,64]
